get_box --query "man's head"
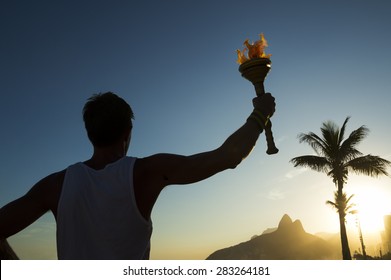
[83,92,134,148]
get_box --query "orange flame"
[236,33,271,64]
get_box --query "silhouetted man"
[0,91,275,259]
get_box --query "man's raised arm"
[137,93,276,188]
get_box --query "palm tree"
[326,191,357,218]
[290,117,390,260]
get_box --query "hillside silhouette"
[207,214,339,260]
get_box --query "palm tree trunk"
[337,182,352,260]
[338,210,352,259]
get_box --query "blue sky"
[1,0,391,259]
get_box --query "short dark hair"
[82,92,134,147]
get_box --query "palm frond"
[290,155,330,173]
[321,120,339,149]
[337,116,351,146]
[348,125,369,146]
[346,155,391,177]
[326,200,337,209]
[326,191,356,215]
[345,194,356,213]
[339,125,369,161]
[298,132,328,156]
[339,147,363,163]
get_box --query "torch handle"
[254,83,279,155]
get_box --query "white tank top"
[56,157,152,259]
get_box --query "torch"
[237,34,278,155]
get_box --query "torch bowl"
[238,58,271,84]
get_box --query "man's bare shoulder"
[134,155,164,182]
[134,153,188,183]
[35,169,66,190]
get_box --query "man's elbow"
[220,146,247,170]
[228,158,243,170]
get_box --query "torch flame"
[236,33,271,64]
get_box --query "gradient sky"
[1,0,391,259]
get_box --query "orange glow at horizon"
[345,184,391,235]
[236,33,272,64]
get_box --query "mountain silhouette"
[206,214,338,260]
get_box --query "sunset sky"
[1,0,390,259]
